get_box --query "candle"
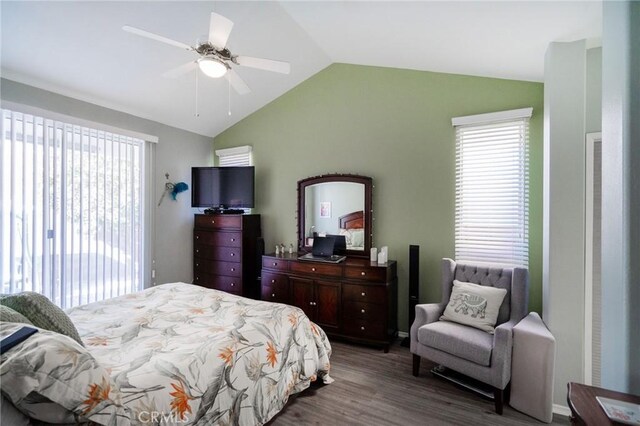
[370,247,378,262]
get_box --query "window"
[452,108,532,267]
[215,145,252,212]
[1,108,148,308]
[215,145,252,167]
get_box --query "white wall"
[586,48,602,134]
[0,78,214,287]
[543,40,587,408]
[601,0,640,394]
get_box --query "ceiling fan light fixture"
[198,57,228,78]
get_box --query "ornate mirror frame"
[297,174,373,258]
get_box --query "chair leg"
[412,354,421,377]
[494,388,504,415]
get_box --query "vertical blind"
[1,108,145,308]
[453,111,530,268]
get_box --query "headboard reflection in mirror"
[297,174,372,257]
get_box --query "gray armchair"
[410,258,529,414]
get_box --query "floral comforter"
[67,282,333,425]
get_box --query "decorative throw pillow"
[0,323,129,425]
[440,280,508,333]
[0,292,84,346]
[0,305,33,325]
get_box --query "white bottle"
[275,245,280,255]
[289,244,293,255]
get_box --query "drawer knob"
[361,271,366,276]
[231,268,235,272]
[211,220,215,224]
[361,292,366,297]
[271,279,275,283]
[196,263,199,267]
[309,301,313,306]
[360,326,365,331]
[196,236,199,239]
[195,277,199,281]
[271,293,275,298]
[231,238,236,242]
[273,262,278,266]
[196,249,199,253]
[361,309,365,313]
[230,253,235,257]
[311,267,316,272]
[230,283,235,287]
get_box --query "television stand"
[204,208,245,215]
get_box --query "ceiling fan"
[123,12,290,95]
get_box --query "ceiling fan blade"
[236,56,290,74]
[162,61,197,79]
[224,69,251,95]
[123,25,193,51]
[208,12,234,49]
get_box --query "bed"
[338,210,365,250]
[1,283,332,425]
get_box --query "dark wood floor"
[270,339,569,425]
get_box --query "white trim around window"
[452,108,532,268]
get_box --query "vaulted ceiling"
[1,1,601,137]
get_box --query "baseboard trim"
[553,403,571,417]
[398,331,408,338]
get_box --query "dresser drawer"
[193,272,242,293]
[261,283,289,304]
[194,244,241,262]
[290,261,342,277]
[195,215,242,230]
[342,301,382,320]
[194,231,242,247]
[261,271,288,287]
[195,259,241,277]
[342,318,385,340]
[344,266,386,282]
[262,257,289,272]
[342,283,386,304]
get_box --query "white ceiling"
[1,1,601,138]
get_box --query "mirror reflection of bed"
[299,174,372,256]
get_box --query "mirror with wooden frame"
[297,174,372,257]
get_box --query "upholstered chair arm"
[410,303,445,353]
[491,319,517,389]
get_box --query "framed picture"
[320,202,331,218]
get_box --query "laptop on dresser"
[298,236,346,263]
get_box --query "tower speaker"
[401,245,420,347]
[256,237,265,272]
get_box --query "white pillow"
[338,228,352,245]
[440,280,507,333]
[350,229,365,247]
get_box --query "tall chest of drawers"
[193,214,261,298]
[261,253,397,351]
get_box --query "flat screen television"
[191,166,255,209]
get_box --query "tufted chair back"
[440,258,529,325]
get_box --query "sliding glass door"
[1,109,145,308]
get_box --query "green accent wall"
[214,63,543,331]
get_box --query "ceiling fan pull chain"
[228,78,232,116]
[195,68,200,117]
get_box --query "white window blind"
[453,108,531,268]
[215,145,252,167]
[1,108,145,308]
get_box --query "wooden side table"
[567,382,640,425]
